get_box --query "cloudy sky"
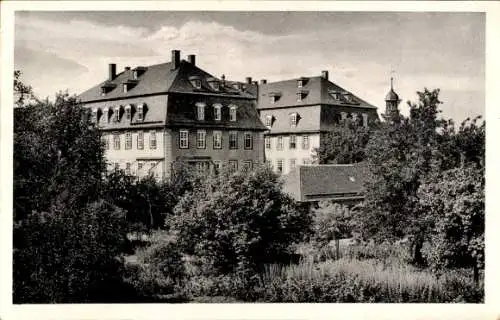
[14,11,484,121]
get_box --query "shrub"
[168,165,311,276]
[127,240,186,298]
[13,200,128,303]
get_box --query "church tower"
[383,77,400,121]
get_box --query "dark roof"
[257,76,377,110]
[283,163,371,202]
[78,60,254,103]
[385,89,399,101]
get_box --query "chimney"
[246,77,252,84]
[124,66,131,71]
[260,79,267,84]
[108,63,116,81]
[188,54,196,66]
[171,50,181,70]
[321,70,329,80]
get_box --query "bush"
[125,240,186,299]
[13,200,128,303]
[168,165,311,276]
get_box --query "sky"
[14,11,485,121]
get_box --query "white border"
[1,1,499,320]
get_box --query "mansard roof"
[78,60,255,103]
[257,76,377,110]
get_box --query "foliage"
[168,165,311,276]
[418,166,484,277]
[314,119,373,164]
[310,201,354,250]
[125,240,186,298]
[14,70,37,107]
[14,92,105,222]
[13,200,129,303]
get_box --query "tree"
[14,70,36,107]
[356,89,444,265]
[314,119,373,164]
[13,74,129,302]
[168,165,311,276]
[417,166,484,281]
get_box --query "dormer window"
[122,80,138,93]
[196,103,206,121]
[343,92,354,103]
[269,92,281,104]
[100,82,116,96]
[137,104,144,122]
[123,84,128,93]
[297,77,308,88]
[213,104,222,121]
[132,66,147,80]
[296,90,308,102]
[290,113,298,127]
[125,105,132,121]
[207,78,220,91]
[229,105,237,122]
[329,90,341,101]
[189,76,202,90]
[113,106,121,123]
[265,115,273,127]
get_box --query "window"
[125,133,132,150]
[113,106,120,122]
[243,160,252,171]
[265,115,273,127]
[303,158,312,165]
[212,81,220,91]
[137,104,144,122]
[196,161,209,175]
[193,79,201,89]
[229,106,237,122]
[113,134,120,150]
[103,108,109,123]
[213,161,222,175]
[197,130,206,149]
[229,131,238,149]
[244,132,253,150]
[125,162,131,175]
[149,131,157,149]
[265,136,271,149]
[296,93,303,102]
[125,105,131,120]
[213,131,222,149]
[297,80,303,88]
[290,113,298,127]
[362,113,368,127]
[133,70,138,80]
[289,135,297,149]
[276,159,284,174]
[302,135,310,149]
[102,135,109,150]
[277,136,283,150]
[266,160,272,168]
[270,96,276,104]
[91,109,98,123]
[180,130,189,149]
[138,162,144,171]
[213,104,222,121]
[123,84,128,93]
[137,131,144,150]
[290,159,296,171]
[229,160,238,173]
[196,103,205,121]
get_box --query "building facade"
[256,72,379,174]
[78,50,267,179]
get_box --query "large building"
[78,50,267,179]
[256,72,379,174]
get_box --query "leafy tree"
[13,73,129,302]
[168,165,311,276]
[314,119,373,164]
[356,89,444,265]
[311,201,353,246]
[14,70,37,107]
[418,166,484,281]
